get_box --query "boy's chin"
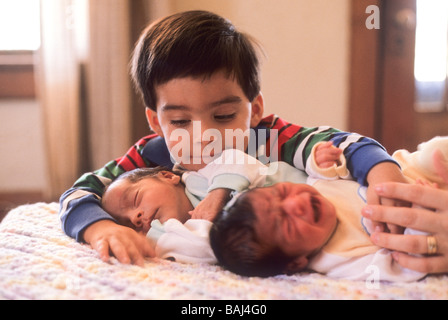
[180,155,221,171]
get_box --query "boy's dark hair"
[209,192,296,278]
[131,10,261,111]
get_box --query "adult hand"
[362,182,448,274]
[365,162,410,234]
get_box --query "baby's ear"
[283,256,308,275]
[158,171,181,185]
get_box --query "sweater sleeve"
[265,115,398,186]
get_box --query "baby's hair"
[115,167,176,183]
[131,10,262,111]
[210,191,295,277]
[103,167,181,195]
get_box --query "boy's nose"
[193,124,216,142]
[192,126,220,156]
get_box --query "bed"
[0,202,447,300]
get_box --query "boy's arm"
[59,135,166,264]
[186,149,267,220]
[267,116,399,187]
[266,116,409,233]
[59,135,163,242]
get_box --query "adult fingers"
[375,183,448,211]
[362,205,440,233]
[433,149,448,184]
[377,197,406,234]
[366,186,387,232]
[392,251,448,274]
[370,232,429,255]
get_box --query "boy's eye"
[214,113,236,121]
[170,119,191,127]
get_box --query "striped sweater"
[59,114,396,241]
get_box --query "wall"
[155,0,351,129]
[0,99,48,192]
[0,0,350,199]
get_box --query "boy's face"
[102,173,193,234]
[247,182,337,261]
[146,70,264,171]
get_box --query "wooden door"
[349,0,448,153]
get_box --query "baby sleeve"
[148,219,217,264]
[305,142,351,180]
[193,149,268,192]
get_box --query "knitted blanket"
[0,203,447,300]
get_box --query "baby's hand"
[189,188,232,221]
[315,141,343,169]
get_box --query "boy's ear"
[158,171,181,185]
[145,108,164,137]
[250,93,264,127]
[283,256,308,275]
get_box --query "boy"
[59,10,407,266]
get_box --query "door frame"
[348,0,417,152]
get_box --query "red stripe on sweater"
[115,134,159,171]
[267,117,302,158]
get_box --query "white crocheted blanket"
[1,203,447,300]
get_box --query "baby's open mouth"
[311,196,321,224]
